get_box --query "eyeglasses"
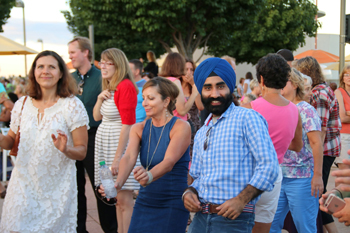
[78,80,84,95]
[203,126,213,150]
[98,61,115,67]
[344,73,350,77]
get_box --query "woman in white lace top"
[0,51,89,232]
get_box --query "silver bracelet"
[146,171,153,185]
[182,189,194,202]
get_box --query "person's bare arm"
[0,129,15,150]
[93,90,111,121]
[172,79,198,116]
[111,124,133,175]
[115,123,143,190]
[288,113,303,152]
[216,185,262,220]
[194,93,204,111]
[51,126,88,161]
[243,83,248,94]
[307,130,324,197]
[0,100,14,122]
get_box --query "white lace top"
[0,96,89,233]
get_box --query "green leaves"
[63,0,318,63]
[0,0,15,32]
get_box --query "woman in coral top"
[334,65,350,174]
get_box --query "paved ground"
[0,167,348,232]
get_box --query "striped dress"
[94,91,140,190]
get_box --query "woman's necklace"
[146,116,169,171]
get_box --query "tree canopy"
[63,0,319,64]
[0,0,15,32]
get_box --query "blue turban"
[194,57,236,94]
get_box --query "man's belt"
[201,203,255,214]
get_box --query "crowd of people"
[0,37,350,233]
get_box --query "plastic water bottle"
[99,161,118,198]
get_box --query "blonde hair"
[339,65,350,89]
[68,36,93,62]
[250,79,259,91]
[289,68,305,100]
[302,73,313,86]
[221,55,236,67]
[241,93,256,104]
[101,48,138,93]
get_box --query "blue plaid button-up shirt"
[190,103,279,205]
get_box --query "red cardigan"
[114,79,137,125]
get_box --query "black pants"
[76,127,118,233]
[320,156,336,225]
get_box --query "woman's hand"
[98,90,111,102]
[111,159,120,176]
[311,174,324,197]
[319,192,332,214]
[98,184,106,197]
[114,181,123,192]
[183,73,195,86]
[51,130,68,154]
[333,198,350,226]
[133,166,149,187]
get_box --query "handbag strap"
[17,96,28,130]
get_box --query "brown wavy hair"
[142,77,179,113]
[159,52,185,78]
[292,56,325,87]
[27,50,78,99]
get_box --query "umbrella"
[66,60,100,69]
[0,34,38,55]
[325,62,350,71]
[294,49,339,64]
[324,54,350,70]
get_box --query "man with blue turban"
[182,57,279,232]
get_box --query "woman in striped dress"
[93,48,139,233]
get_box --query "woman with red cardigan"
[93,48,139,233]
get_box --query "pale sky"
[0,0,348,77]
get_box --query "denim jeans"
[188,211,255,233]
[270,176,319,233]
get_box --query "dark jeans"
[188,212,254,233]
[76,127,118,233]
[320,156,336,225]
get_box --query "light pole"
[15,0,27,77]
[37,39,43,51]
[339,0,346,73]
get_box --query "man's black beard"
[201,93,233,116]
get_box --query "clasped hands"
[183,190,245,220]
